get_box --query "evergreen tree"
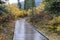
[0,0,9,15]
[17,0,21,9]
[44,0,60,15]
[24,0,35,10]
[0,0,5,4]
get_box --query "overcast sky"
[9,0,24,4]
[8,0,42,5]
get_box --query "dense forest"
[0,0,60,40]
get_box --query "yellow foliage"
[49,16,60,25]
[27,9,32,16]
[6,2,46,17]
[6,4,26,18]
[35,2,46,14]
[57,25,60,32]
[24,2,47,16]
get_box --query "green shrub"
[48,16,60,33]
[57,25,60,33]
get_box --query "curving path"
[13,18,49,40]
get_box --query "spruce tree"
[17,0,21,9]
[0,0,5,4]
[24,0,35,10]
[0,0,9,15]
[44,0,60,15]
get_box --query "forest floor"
[0,20,15,40]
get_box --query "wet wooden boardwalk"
[13,18,49,40]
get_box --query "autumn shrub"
[0,4,15,40]
[0,13,14,23]
[29,9,60,34]
[27,9,32,16]
[27,1,46,21]
[7,4,27,18]
[0,5,14,23]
